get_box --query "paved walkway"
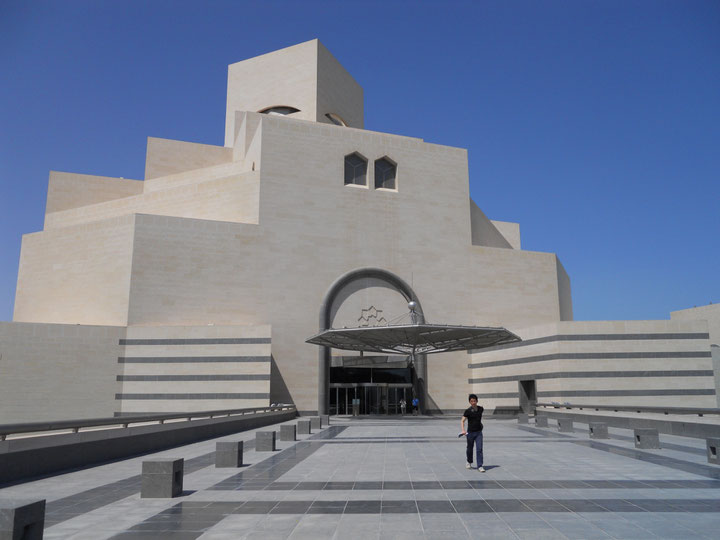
[2,415,720,539]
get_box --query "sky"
[0,0,718,323]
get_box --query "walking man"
[461,394,484,472]
[411,396,419,415]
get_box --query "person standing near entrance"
[411,396,419,415]
[400,398,407,415]
[461,394,485,472]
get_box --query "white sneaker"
[465,462,472,469]
[478,466,486,472]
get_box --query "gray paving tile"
[422,531,471,539]
[419,513,468,531]
[379,512,423,531]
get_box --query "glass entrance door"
[387,387,410,414]
[330,384,411,415]
[330,386,359,415]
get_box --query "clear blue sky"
[1,0,718,323]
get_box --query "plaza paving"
[2,415,720,539]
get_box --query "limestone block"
[310,416,321,430]
[589,422,609,439]
[320,414,330,426]
[297,420,311,435]
[634,429,660,449]
[141,458,183,498]
[0,499,45,540]
[517,413,528,424]
[535,416,548,427]
[557,418,574,433]
[216,441,243,468]
[256,431,276,451]
[280,424,296,441]
[706,438,720,465]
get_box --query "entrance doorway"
[329,363,414,415]
[518,380,537,414]
[330,384,413,415]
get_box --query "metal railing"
[0,404,296,441]
[536,402,720,417]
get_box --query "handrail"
[536,402,720,417]
[0,404,296,440]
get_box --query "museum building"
[1,40,717,423]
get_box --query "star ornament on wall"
[358,306,388,327]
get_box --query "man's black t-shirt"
[463,406,484,432]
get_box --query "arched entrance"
[317,267,426,415]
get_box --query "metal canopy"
[306,323,520,356]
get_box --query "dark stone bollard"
[517,413,529,424]
[141,458,184,498]
[216,441,243,467]
[557,417,574,433]
[589,422,609,439]
[256,431,276,451]
[535,416,548,427]
[321,414,330,426]
[310,416,321,430]
[280,424,296,442]
[0,499,45,540]
[634,429,660,449]
[706,438,720,465]
[297,419,311,435]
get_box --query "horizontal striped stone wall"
[469,320,716,412]
[116,325,271,414]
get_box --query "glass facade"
[330,366,411,384]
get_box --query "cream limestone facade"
[1,40,716,422]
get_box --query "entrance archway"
[317,267,425,415]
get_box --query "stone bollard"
[321,414,330,426]
[557,417,574,433]
[517,413,529,424]
[216,441,243,468]
[0,499,45,540]
[634,428,660,449]
[141,458,184,498]
[589,422,609,439]
[310,416,322,430]
[256,431,276,451]
[297,419,311,435]
[280,424,296,442]
[535,416,548,427]
[706,438,720,465]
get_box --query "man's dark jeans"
[466,430,483,467]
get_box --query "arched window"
[258,106,300,116]
[344,152,367,186]
[374,157,397,190]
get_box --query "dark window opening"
[374,157,396,189]
[344,152,367,186]
[259,106,300,116]
[325,113,348,126]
